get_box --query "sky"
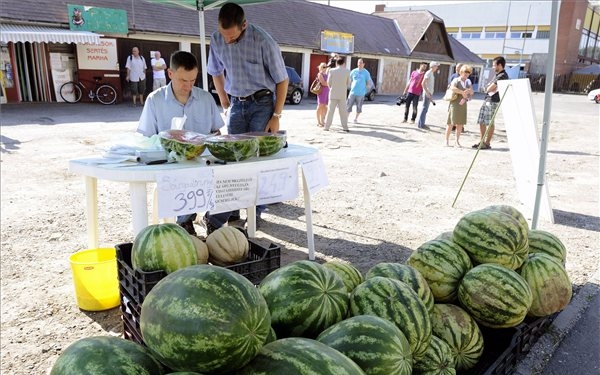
[308,0,470,14]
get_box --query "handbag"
[443,87,458,101]
[310,78,322,95]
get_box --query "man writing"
[205,2,288,233]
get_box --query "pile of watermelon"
[51,205,572,375]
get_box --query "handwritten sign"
[211,166,258,214]
[300,153,328,195]
[156,168,214,218]
[256,160,299,205]
[76,38,118,71]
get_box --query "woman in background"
[315,62,330,127]
[445,64,474,147]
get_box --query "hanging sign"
[256,159,299,205]
[320,30,354,54]
[156,167,215,218]
[68,5,128,34]
[300,153,328,196]
[76,38,119,71]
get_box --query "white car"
[587,88,600,103]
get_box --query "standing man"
[472,56,508,150]
[125,46,147,107]
[138,51,224,235]
[324,56,350,132]
[205,2,288,233]
[401,62,428,124]
[347,58,373,124]
[150,51,167,90]
[417,61,440,130]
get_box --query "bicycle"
[59,76,117,105]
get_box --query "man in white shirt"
[125,46,147,107]
[150,51,167,90]
[417,61,440,130]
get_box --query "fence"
[527,73,600,94]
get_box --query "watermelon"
[349,276,432,361]
[365,262,434,315]
[205,134,259,162]
[430,304,484,371]
[458,263,532,328]
[407,239,472,303]
[527,229,567,265]
[434,231,453,240]
[132,223,197,274]
[519,253,572,317]
[237,337,366,375]
[140,265,270,373]
[264,326,277,344]
[258,260,349,338]
[452,209,529,270]
[246,131,287,156]
[159,129,206,160]
[413,335,457,375]
[50,336,164,375]
[168,373,204,375]
[484,204,529,235]
[316,315,413,375]
[323,261,364,293]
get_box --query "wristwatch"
[272,112,282,119]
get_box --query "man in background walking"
[417,61,439,130]
[324,56,351,132]
[347,58,373,124]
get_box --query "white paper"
[156,167,215,218]
[211,166,258,214]
[256,159,300,205]
[299,153,328,196]
[171,115,187,130]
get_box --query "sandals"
[317,123,325,128]
[471,142,491,149]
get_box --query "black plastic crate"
[115,239,281,346]
[459,314,556,375]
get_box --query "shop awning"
[0,24,103,44]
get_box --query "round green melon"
[50,336,164,375]
[140,265,271,373]
[519,253,572,317]
[527,229,567,265]
[323,261,364,294]
[246,131,287,156]
[168,373,204,375]
[365,262,434,315]
[430,304,484,371]
[434,231,454,241]
[349,276,431,361]
[413,335,457,375]
[484,204,529,235]
[317,315,413,375]
[458,263,532,328]
[407,239,472,303]
[237,337,366,375]
[205,134,259,162]
[258,260,349,339]
[452,208,529,270]
[132,223,197,274]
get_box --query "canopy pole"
[197,0,209,91]
[531,0,560,229]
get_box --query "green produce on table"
[205,134,259,162]
[159,129,206,160]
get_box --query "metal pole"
[197,0,209,91]
[531,0,560,228]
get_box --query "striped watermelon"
[452,209,529,270]
[316,315,413,375]
[258,260,349,338]
[407,239,472,303]
[458,263,532,328]
[323,261,364,293]
[527,229,567,265]
[413,335,457,375]
[237,337,366,375]
[434,231,453,241]
[484,204,529,235]
[349,276,432,361]
[132,223,197,274]
[50,336,165,375]
[140,265,271,373]
[519,253,572,317]
[365,262,434,315]
[429,304,484,371]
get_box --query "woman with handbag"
[315,62,330,127]
[445,64,474,147]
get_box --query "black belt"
[231,89,273,102]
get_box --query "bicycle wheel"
[59,82,82,103]
[96,84,117,105]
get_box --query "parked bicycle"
[59,76,117,105]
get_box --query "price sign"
[256,160,299,205]
[156,168,214,218]
[211,166,258,214]
[300,153,328,196]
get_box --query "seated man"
[138,50,224,235]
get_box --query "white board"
[497,78,554,223]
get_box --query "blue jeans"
[206,94,274,227]
[417,95,431,127]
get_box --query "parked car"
[587,88,600,103]
[285,66,303,105]
[365,87,377,101]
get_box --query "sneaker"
[179,220,197,236]
[200,215,219,235]
[410,120,415,124]
[342,129,350,133]
[401,119,408,123]
[420,125,431,130]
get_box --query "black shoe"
[179,220,197,236]
[200,216,219,235]
[228,213,241,222]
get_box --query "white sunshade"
[0,24,103,44]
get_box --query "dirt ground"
[1,91,598,374]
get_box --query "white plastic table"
[69,144,321,260]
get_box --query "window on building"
[510,32,532,39]
[462,32,481,39]
[485,32,505,39]
[536,31,550,39]
[448,33,458,38]
[522,32,532,38]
